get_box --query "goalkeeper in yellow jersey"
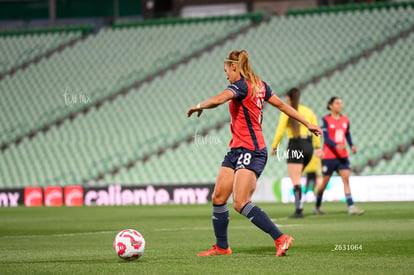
[271,88,322,218]
[302,154,322,202]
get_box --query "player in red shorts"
[187,50,322,257]
[314,97,364,216]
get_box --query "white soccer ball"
[114,229,146,261]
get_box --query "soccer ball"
[114,229,146,261]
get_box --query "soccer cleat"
[289,209,304,219]
[313,207,327,215]
[197,245,232,256]
[275,234,294,257]
[348,206,364,215]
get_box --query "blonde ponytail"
[225,50,260,98]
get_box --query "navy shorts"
[322,158,351,176]
[221,147,268,178]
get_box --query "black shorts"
[322,158,351,176]
[286,137,313,167]
[221,147,268,178]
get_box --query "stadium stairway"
[0,14,263,187]
[298,30,414,175]
[1,3,414,186]
[0,14,259,153]
[109,24,414,184]
[0,25,92,79]
[361,144,414,175]
[107,4,414,184]
[0,25,92,149]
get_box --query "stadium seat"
[0,18,252,146]
[1,6,414,186]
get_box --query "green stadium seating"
[0,18,251,146]
[0,31,82,74]
[362,146,414,175]
[1,5,413,187]
[300,33,414,171]
[112,26,414,184]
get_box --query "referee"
[271,88,322,218]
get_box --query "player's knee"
[233,204,242,213]
[211,192,227,205]
[232,200,245,213]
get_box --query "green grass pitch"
[0,202,413,274]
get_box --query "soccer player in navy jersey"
[314,97,364,216]
[187,50,322,257]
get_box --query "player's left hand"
[308,124,323,137]
[351,146,357,154]
[315,148,324,159]
[187,106,203,117]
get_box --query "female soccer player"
[187,50,322,257]
[270,88,322,218]
[313,97,364,215]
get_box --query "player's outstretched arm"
[267,94,322,137]
[187,90,234,117]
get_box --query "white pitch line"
[154,223,304,232]
[0,222,304,239]
[153,227,211,232]
[0,230,115,239]
[271,217,289,222]
[274,224,305,227]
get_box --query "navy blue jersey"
[226,78,274,150]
